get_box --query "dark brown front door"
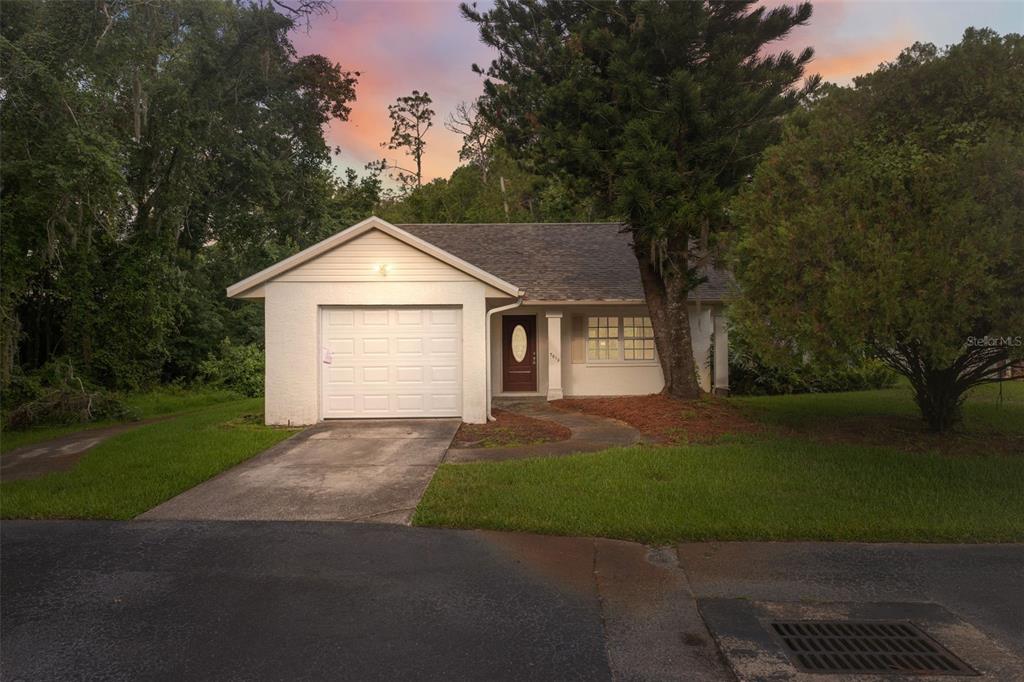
[502,315,537,392]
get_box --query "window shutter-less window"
[571,315,586,363]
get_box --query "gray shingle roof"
[399,222,732,302]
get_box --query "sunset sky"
[292,1,1023,183]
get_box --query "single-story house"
[227,216,731,425]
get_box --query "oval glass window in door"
[511,324,528,362]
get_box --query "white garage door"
[320,307,462,418]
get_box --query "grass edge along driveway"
[1,399,296,519]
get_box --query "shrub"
[3,360,137,430]
[199,340,264,397]
[729,335,898,396]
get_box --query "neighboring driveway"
[139,419,459,523]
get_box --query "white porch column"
[545,311,564,400]
[713,312,730,396]
[690,307,713,392]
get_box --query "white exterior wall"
[256,228,508,426]
[690,306,714,392]
[265,280,492,425]
[490,303,723,398]
[244,222,730,424]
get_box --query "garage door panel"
[325,309,355,326]
[430,337,458,354]
[326,339,354,355]
[361,310,389,325]
[326,367,355,384]
[362,338,389,354]
[396,309,424,325]
[431,309,458,325]
[362,366,389,383]
[362,394,390,412]
[321,307,462,419]
[396,366,424,383]
[325,395,356,414]
[430,366,458,383]
[396,394,424,412]
[429,394,459,411]
[396,338,422,354]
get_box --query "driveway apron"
[138,419,459,523]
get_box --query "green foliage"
[3,360,136,430]
[199,340,265,398]
[730,351,898,396]
[1,398,295,519]
[379,149,599,224]
[1,0,357,391]
[730,29,1024,430]
[382,90,435,188]
[462,0,817,398]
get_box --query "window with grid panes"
[623,316,655,360]
[586,316,620,360]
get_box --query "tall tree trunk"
[636,252,702,400]
[911,371,965,432]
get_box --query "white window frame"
[622,316,656,361]
[586,316,621,362]
[586,314,658,365]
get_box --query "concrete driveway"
[139,419,459,523]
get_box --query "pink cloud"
[292,2,490,182]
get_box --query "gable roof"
[401,222,732,302]
[227,216,733,302]
[226,216,522,298]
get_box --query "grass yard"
[733,381,1024,436]
[414,382,1024,543]
[1,398,296,519]
[0,388,239,454]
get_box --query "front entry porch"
[489,303,730,406]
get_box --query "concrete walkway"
[139,419,459,523]
[446,398,644,463]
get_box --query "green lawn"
[1,398,296,519]
[414,383,1024,543]
[0,388,238,454]
[731,381,1024,435]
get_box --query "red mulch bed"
[553,393,761,445]
[451,409,572,449]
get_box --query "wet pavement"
[139,419,459,523]
[4,522,1021,681]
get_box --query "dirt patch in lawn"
[553,394,761,445]
[451,409,572,449]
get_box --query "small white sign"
[322,347,333,365]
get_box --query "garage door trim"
[319,305,463,420]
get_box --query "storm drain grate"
[770,620,977,676]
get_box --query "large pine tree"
[462,0,817,398]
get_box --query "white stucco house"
[227,216,731,425]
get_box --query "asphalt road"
[1,521,611,681]
[4,522,1023,681]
